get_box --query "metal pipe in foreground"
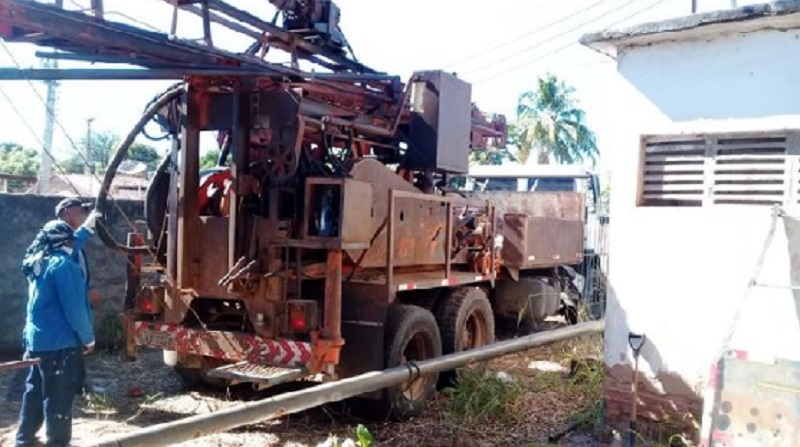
[88,320,605,447]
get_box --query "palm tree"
[515,74,598,165]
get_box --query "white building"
[581,1,800,442]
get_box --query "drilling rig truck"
[0,0,589,419]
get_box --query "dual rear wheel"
[378,287,495,420]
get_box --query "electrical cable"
[65,0,165,33]
[462,0,642,77]
[0,84,87,199]
[442,0,613,70]
[0,40,163,259]
[0,81,154,275]
[474,0,670,85]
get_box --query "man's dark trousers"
[15,347,81,447]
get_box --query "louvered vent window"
[642,138,706,206]
[639,132,796,207]
[712,137,786,205]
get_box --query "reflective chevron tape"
[134,322,312,367]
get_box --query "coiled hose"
[95,85,185,255]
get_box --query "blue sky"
[0,0,706,172]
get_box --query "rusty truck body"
[0,0,589,419]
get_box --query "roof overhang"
[580,1,800,57]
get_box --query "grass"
[316,424,375,447]
[84,392,117,420]
[99,314,124,354]
[443,367,524,425]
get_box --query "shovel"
[627,332,646,447]
[0,357,40,373]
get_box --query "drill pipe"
[88,320,604,447]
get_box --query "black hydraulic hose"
[144,152,171,239]
[95,85,185,255]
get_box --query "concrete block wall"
[0,193,144,353]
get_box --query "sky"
[0,0,709,176]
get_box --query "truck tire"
[379,304,442,420]
[435,287,495,354]
[434,287,495,387]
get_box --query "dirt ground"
[0,332,608,447]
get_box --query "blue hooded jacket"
[22,223,95,352]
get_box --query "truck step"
[206,361,306,386]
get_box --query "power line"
[0,40,161,261]
[0,80,164,301]
[0,83,87,198]
[65,0,164,32]
[0,79,162,272]
[461,0,642,77]
[442,0,614,69]
[474,0,670,85]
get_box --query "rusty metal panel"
[473,191,585,221]
[390,195,448,266]
[196,216,237,299]
[502,215,583,268]
[342,180,373,244]
[346,159,420,268]
[707,355,800,446]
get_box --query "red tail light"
[141,297,154,313]
[286,300,317,333]
[290,312,307,332]
[135,287,161,315]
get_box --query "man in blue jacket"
[54,197,95,397]
[16,215,99,447]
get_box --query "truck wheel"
[436,287,495,354]
[380,304,442,420]
[435,287,495,387]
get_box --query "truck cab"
[449,164,609,321]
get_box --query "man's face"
[61,206,88,229]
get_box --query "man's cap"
[55,197,92,217]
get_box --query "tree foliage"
[468,146,517,166]
[62,130,161,173]
[515,74,598,165]
[200,149,221,169]
[0,142,40,176]
[128,142,161,171]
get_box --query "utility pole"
[85,117,94,174]
[37,57,57,195]
[36,0,64,195]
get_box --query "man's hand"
[83,342,95,355]
[81,211,103,234]
[89,289,101,306]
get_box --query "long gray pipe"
[88,320,604,447]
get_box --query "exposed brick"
[605,363,702,443]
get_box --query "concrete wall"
[598,27,800,438]
[0,193,144,353]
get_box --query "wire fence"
[580,214,609,321]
